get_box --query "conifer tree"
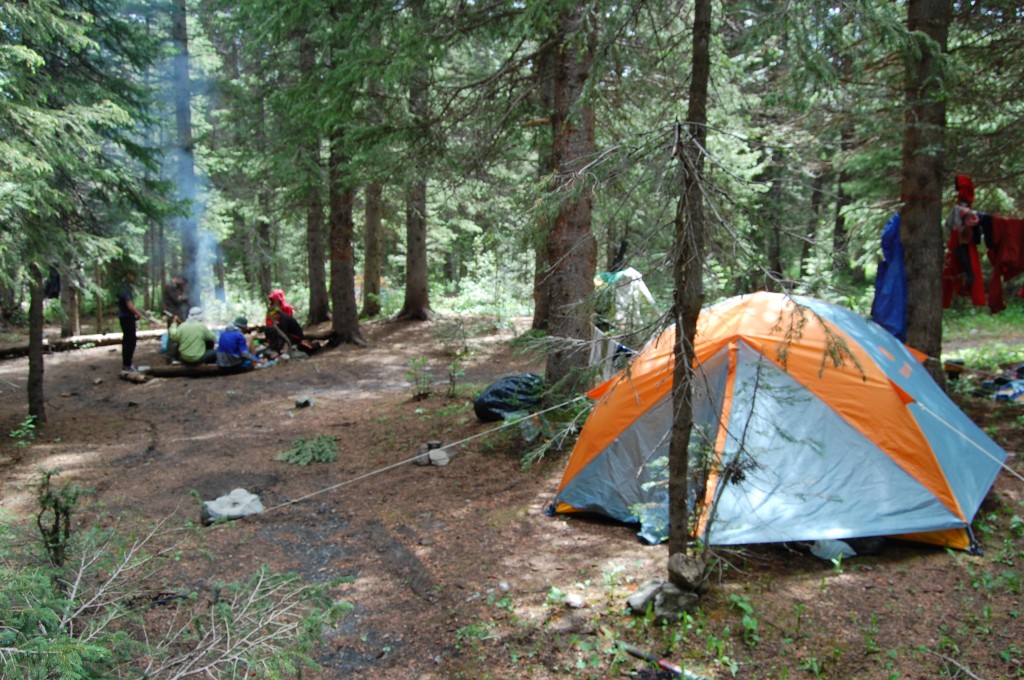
[1,0,169,420]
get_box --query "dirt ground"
[0,316,1022,679]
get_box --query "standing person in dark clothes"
[117,270,142,372]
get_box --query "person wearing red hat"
[955,173,975,206]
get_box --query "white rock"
[201,488,264,525]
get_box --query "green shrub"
[406,356,433,400]
[275,435,339,465]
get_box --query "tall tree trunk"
[256,204,273,297]
[60,283,80,338]
[833,121,863,282]
[234,212,255,288]
[306,175,330,323]
[328,131,365,345]
[762,148,784,291]
[250,91,274,296]
[27,265,46,423]
[543,4,597,399]
[301,38,330,325]
[900,0,951,382]
[171,0,200,306]
[801,163,827,279]
[531,39,556,332]
[361,181,384,318]
[398,175,431,320]
[94,264,106,334]
[668,0,711,557]
[397,0,432,322]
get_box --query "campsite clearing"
[0,315,1022,679]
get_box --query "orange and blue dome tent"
[553,292,1007,552]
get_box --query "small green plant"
[487,591,514,612]
[454,621,495,649]
[406,356,433,400]
[862,613,882,655]
[799,654,825,678]
[789,602,806,641]
[447,358,465,398]
[570,635,604,671]
[546,585,567,605]
[9,415,38,448]
[730,594,760,648]
[705,626,738,674]
[275,435,338,466]
[35,468,83,567]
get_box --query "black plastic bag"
[473,373,543,422]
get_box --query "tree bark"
[543,4,597,399]
[398,176,431,321]
[900,0,951,383]
[397,0,432,322]
[361,181,384,318]
[531,38,556,332]
[833,120,866,283]
[256,210,273,297]
[328,130,365,345]
[27,265,46,423]
[60,283,80,338]
[801,163,827,279]
[668,0,711,557]
[306,160,330,323]
[761,147,783,291]
[301,38,330,325]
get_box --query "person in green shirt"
[168,307,216,365]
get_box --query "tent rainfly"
[553,292,1007,552]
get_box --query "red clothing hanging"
[942,229,986,308]
[986,216,1024,313]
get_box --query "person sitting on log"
[264,289,294,326]
[216,317,264,372]
[264,307,298,357]
[264,306,319,358]
[168,306,216,366]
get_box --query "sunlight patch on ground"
[0,441,129,515]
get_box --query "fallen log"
[145,363,224,378]
[0,330,165,360]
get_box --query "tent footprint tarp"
[553,292,1007,552]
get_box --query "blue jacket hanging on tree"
[871,213,907,342]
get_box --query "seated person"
[264,307,306,357]
[265,289,294,326]
[216,317,263,371]
[168,306,216,365]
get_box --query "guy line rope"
[262,395,589,515]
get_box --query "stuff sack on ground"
[473,373,543,422]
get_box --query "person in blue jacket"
[216,317,264,372]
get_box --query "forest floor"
[0,315,1022,679]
